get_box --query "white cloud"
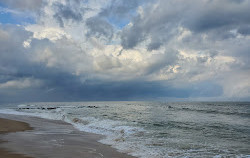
[0,0,249,100]
[26,25,71,41]
[0,78,42,89]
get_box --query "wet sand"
[0,118,33,158]
[0,114,136,158]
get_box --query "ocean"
[0,101,249,158]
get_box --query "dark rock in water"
[73,118,80,123]
[72,118,89,125]
[47,107,57,110]
[77,106,84,108]
[168,106,173,108]
[19,106,57,110]
[19,108,30,110]
[153,123,164,127]
[87,106,98,108]
[18,107,38,110]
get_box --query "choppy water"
[0,101,249,158]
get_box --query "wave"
[1,103,249,158]
[172,107,250,117]
[0,107,162,158]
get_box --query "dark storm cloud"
[147,41,162,51]
[0,24,32,77]
[143,49,179,75]
[98,0,143,25]
[100,0,139,18]
[86,17,113,41]
[0,24,224,103]
[120,0,250,49]
[0,75,223,103]
[0,24,86,102]
[184,3,250,33]
[0,25,110,102]
[121,22,144,49]
[53,2,83,27]
[0,0,249,102]
[0,0,43,11]
[42,79,222,101]
[85,0,142,42]
[237,25,250,35]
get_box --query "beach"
[0,118,33,158]
[0,114,135,158]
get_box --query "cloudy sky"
[0,0,249,103]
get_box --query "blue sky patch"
[0,5,35,25]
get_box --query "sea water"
[0,101,249,158]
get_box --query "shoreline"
[0,114,136,158]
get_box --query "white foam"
[17,104,36,108]
[0,109,37,116]
[66,116,165,158]
[0,107,163,158]
[0,108,64,120]
[1,105,248,158]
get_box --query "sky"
[0,0,249,103]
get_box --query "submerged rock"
[87,106,98,108]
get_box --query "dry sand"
[0,114,136,158]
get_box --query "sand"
[0,114,136,158]
[0,118,33,158]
